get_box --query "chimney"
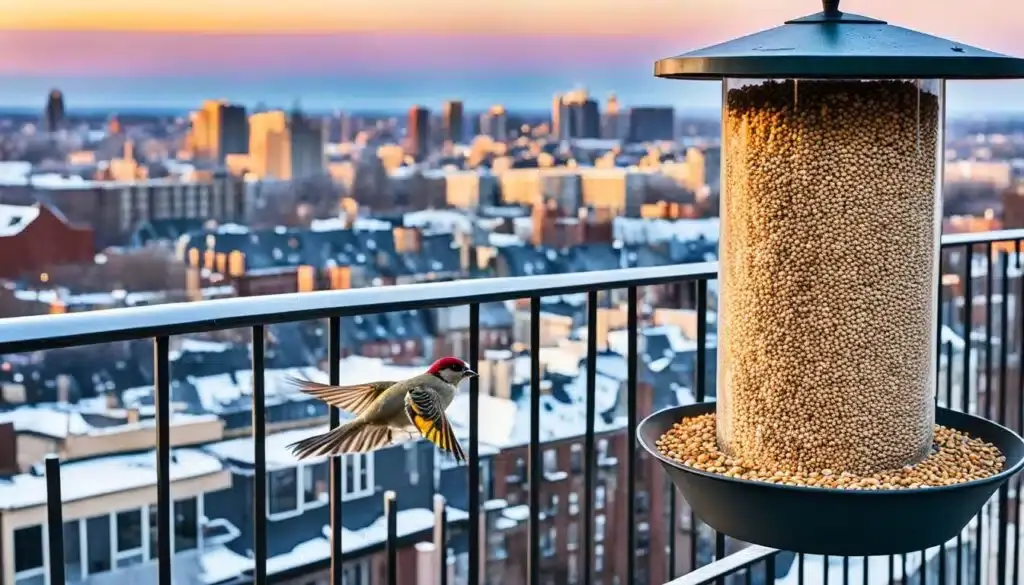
[56,374,71,404]
[1,383,26,404]
[0,422,18,475]
[216,252,228,274]
[330,266,352,290]
[203,249,216,270]
[228,251,245,277]
[126,407,140,425]
[415,542,438,585]
[187,247,201,267]
[482,349,515,400]
[393,226,422,254]
[297,265,317,293]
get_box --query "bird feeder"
[639,0,1024,556]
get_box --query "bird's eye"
[451,363,463,371]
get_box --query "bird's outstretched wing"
[286,376,395,415]
[404,387,467,463]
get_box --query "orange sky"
[0,0,1019,44]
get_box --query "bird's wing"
[404,387,467,464]
[286,376,396,415]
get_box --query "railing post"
[45,455,65,585]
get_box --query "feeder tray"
[638,402,1024,556]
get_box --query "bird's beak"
[464,369,479,378]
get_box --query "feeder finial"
[823,0,841,16]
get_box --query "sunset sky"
[1,0,1023,112]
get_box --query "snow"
[488,233,524,247]
[502,505,530,522]
[0,204,40,236]
[200,507,470,582]
[403,209,473,234]
[447,393,517,452]
[0,404,218,439]
[205,424,359,470]
[0,448,223,510]
[613,217,720,245]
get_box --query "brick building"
[0,203,94,279]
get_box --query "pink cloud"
[0,30,689,78]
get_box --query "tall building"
[191,100,249,164]
[407,105,431,162]
[602,93,624,140]
[44,89,65,133]
[479,105,509,141]
[627,106,676,143]
[554,89,601,141]
[442,101,464,143]
[248,109,325,180]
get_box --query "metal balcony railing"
[1,228,1023,585]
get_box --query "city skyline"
[2,0,1024,111]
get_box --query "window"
[86,515,112,574]
[595,544,605,573]
[595,485,606,510]
[597,438,609,461]
[570,443,582,473]
[549,494,559,515]
[513,457,526,481]
[543,449,558,474]
[303,462,330,506]
[567,522,579,550]
[174,498,200,552]
[268,468,300,517]
[342,559,371,585]
[541,526,556,557]
[595,514,606,543]
[636,490,650,514]
[114,508,145,567]
[64,520,84,582]
[637,522,651,553]
[406,443,420,485]
[568,492,579,515]
[14,525,45,585]
[343,453,374,499]
[567,552,579,585]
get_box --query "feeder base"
[638,402,1024,556]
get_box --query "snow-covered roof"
[0,404,219,439]
[613,216,719,245]
[0,204,40,236]
[0,448,224,510]
[199,506,470,583]
[205,424,352,470]
[403,209,473,234]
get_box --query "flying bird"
[286,356,477,463]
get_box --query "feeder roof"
[655,0,1024,81]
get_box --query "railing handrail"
[0,261,719,353]
[0,227,1017,354]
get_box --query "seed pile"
[657,414,1005,490]
[718,79,942,474]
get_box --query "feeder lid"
[655,0,1024,80]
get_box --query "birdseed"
[656,414,1005,490]
[717,79,943,473]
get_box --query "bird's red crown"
[428,356,467,374]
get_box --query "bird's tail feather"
[288,421,393,460]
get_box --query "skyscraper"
[44,89,65,133]
[554,89,601,141]
[248,109,325,180]
[408,106,431,162]
[442,101,464,143]
[479,105,509,141]
[627,107,676,143]
[602,93,624,140]
[192,100,249,164]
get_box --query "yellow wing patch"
[405,388,467,463]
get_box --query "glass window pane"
[116,509,144,552]
[175,498,199,552]
[86,515,111,573]
[148,506,160,561]
[268,468,299,515]
[303,463,328,505]
[13,525,44,574]
[64,520,83,582]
